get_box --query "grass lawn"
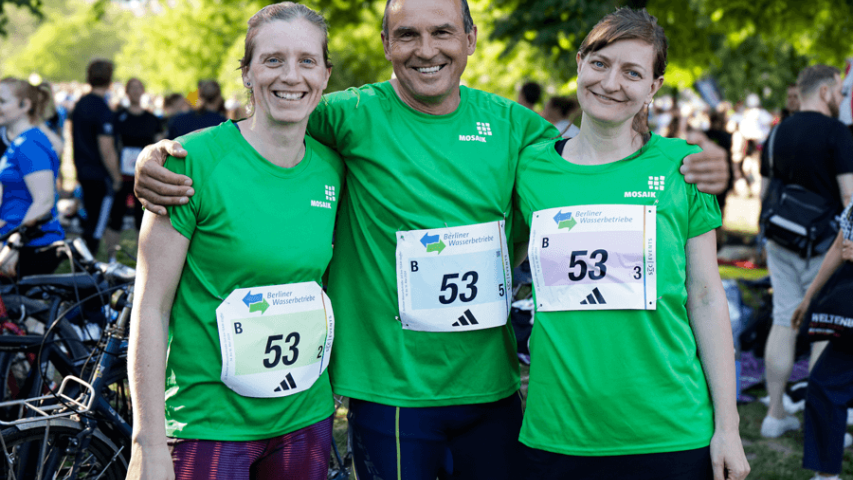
[94,227,849,478]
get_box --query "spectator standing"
[542,96,580,139]
[107,78,162,251]
[0,78,65,276]
[166,80,227,139]
[71,59,121,255]
[783,83,801,121]
[791,202,853,480]
[759,64,853,438]
[705,109,734,222]
[517,81,542,110]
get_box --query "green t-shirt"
[307,82,557,407]
[514,134,722,456]
[164,121,343,440]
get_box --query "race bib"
[528,205,657,311]
[120,147,142,176]
[396,220,512,332]
[216,282,334,398]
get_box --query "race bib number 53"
[396,220,512,332]
[529,205,656,311]
[216,282,334,398]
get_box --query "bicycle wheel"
[0,418,127,480]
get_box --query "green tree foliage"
[115,0,264,95]
[489,0,853,108]
[2,0,130,81]
[0,0,41,36]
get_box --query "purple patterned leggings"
[167,416,332,480]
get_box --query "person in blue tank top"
[0,77,64,277]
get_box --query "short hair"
[797,65,840,98]
[520,82,543,106]
[382,0,474,37]
[546,96,579,117]
[86,59,114,88]
[164,93,187,109]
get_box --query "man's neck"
[90,86,109,98]
[799,98,831,117]
[128,104,144,115]
[389,79,461,116]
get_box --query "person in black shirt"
[705,110,734,218]
[108,78,163,252]
[71,59,122,255]
[166,80,227,139]
[759,64,853,440]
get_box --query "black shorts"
[107,176,143,232]
[349,392,524,480]
[522,444,713,480]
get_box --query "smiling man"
[133,0,729,477]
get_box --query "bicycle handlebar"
[0,213,54,244]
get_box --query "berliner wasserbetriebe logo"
[554,210,577,230]
[421,232,446,254]
[242,291,269,314]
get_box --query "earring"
[246,82,251,87]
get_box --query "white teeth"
[416,66,442,74]
[274,92,303,100]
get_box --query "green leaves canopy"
[488,0,853,108]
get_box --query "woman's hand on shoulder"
[127,439,175,480]
[134,140,193,216]
[710,427,750,480]
[681,130,730,196]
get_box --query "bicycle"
[0,280,134,479]
[0,236,134,421]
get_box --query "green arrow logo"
[558,217,577,230]
[249,298,270,314]
[426,239,446,254]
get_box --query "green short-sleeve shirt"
[164,121,344,440]
[307,82,557,407]
[514,134,722,456]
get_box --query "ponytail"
[34,82,55,123]
[0,77,55,124]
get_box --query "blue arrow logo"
[553,210,572,224]
[420,232,440,247]
[243,291,263,308]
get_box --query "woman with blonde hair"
[0,77,65,277]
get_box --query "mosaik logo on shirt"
[310,185,336,209]
[459,122,493,143]
[624,176,665,198]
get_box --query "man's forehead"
[387,0,463,27]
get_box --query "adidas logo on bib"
[580,288,607,305]
[273,373,298,393]
[452,309,479,327]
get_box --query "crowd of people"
[2,0,853,479]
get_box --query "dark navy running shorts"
[348,392,524,480]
